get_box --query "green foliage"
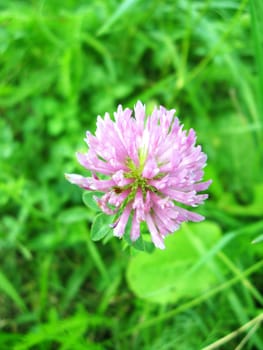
[82,191,102,212]
[252,234,263,244]
[0,271,26,312]
[91,213,113,241]
[126,222,223,304]
[1,0,263,349]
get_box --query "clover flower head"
[66,101,211,249]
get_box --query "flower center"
[112,156,160,212]
[126,161,158,200]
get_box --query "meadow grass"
[0,0,263,349]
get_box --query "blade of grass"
[188,0,249,83]
[184,224,263,349]
[60,262,92,313]
[38,254,52,318]
[186,220,263,277]
[250,0,263,124]
[0,270,27,312]
[97,0,139,36]
[234,322,260,350]
[218,251,263,305]
[120,259,263,336]
[202,312,263,350]
[14,312,108,350]
[79,223,110,283]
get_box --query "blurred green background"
[1,0,263,349]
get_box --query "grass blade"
[0,270,26,312]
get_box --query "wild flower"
[65,101,211,249]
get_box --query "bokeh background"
[1,0,263,349]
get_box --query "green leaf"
[124,233,155,253]
[218,183,263,217]
[91,213,113,241]
[126,221,223,304]
[123,221,155,253]
[0,270,26,311]
[252,234,263,244]
[57,207,91,224]
[97,0,139,36]
[82,191,102,212]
